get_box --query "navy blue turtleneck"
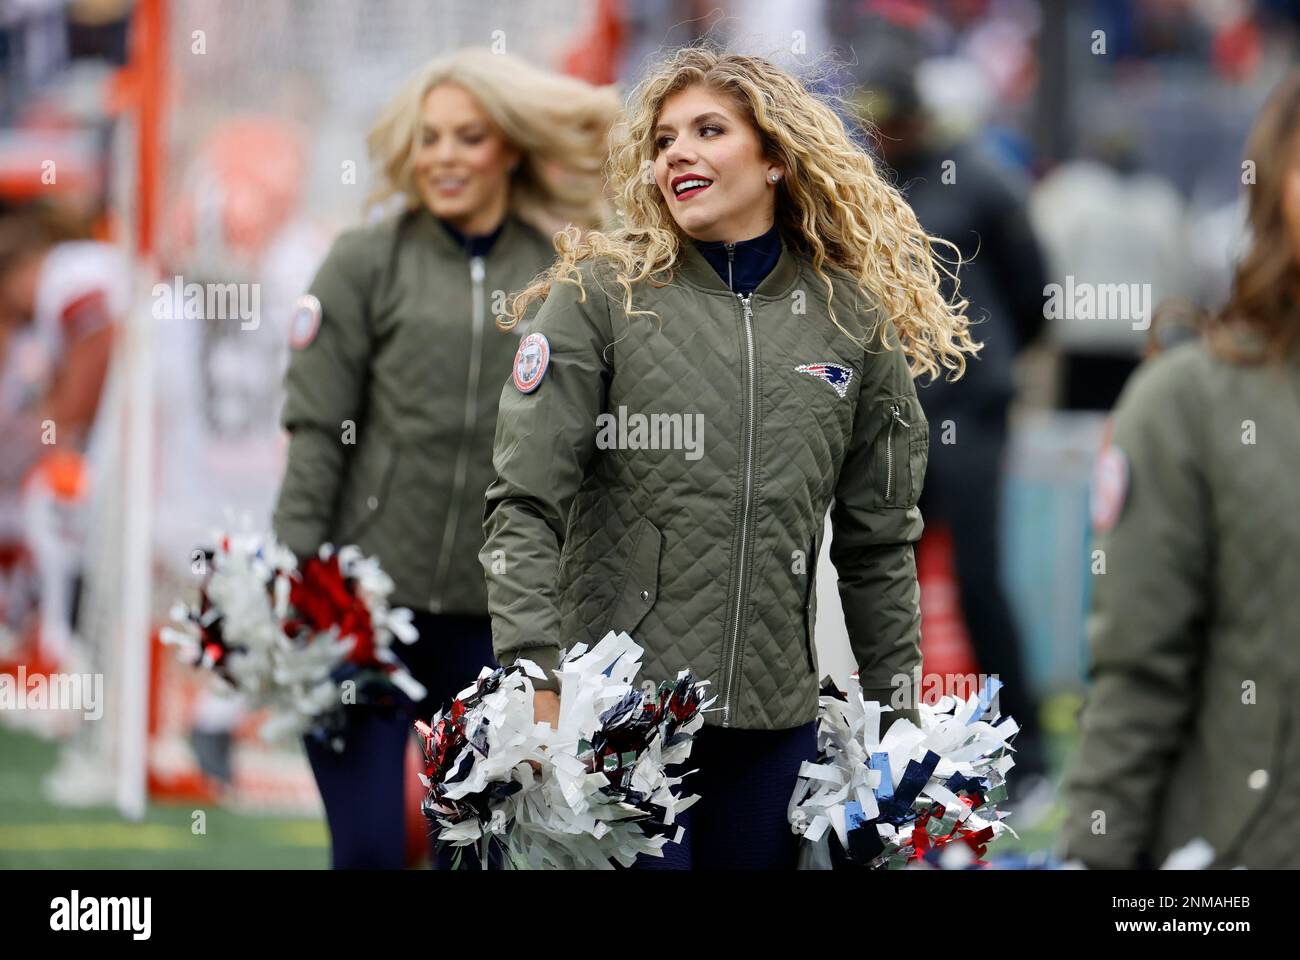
[438,214,506,258]
[693,221,782,295]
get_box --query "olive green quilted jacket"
[482,238,928,730]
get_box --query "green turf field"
[0,724,329,869]
[0,694,1077,869]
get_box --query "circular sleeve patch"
[289,294,322,349]
[512,332,550,394]
[1090,443,1129,534]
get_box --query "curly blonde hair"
[505,46,979,381]
[366,47,620,234]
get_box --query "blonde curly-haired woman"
[482,46,979,869]
[272,47,617,869]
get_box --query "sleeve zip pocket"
[884,401,909,503]
[874,396,927,509]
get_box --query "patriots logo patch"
[795,362,854,398]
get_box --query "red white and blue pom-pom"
[161,532,425,749]
[789,675,1018,869]
[414,663,544,867]
[415,630,711,869]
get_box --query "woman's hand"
[533,690,560,729]
[527,690,561,776]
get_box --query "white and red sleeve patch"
[1090,427,1129,535]
[59,289,112,341]
[289,294,322,349]
[512,332,550,394]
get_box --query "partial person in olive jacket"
[1060,71,1300,870]
[482,48,980,869]
[272,48,617,869]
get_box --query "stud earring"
[769,172,781,183]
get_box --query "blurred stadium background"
[0,0,1296,868]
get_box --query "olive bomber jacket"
[273,207,556,614]
[1060,339,1300,869]
[481,238,929,730]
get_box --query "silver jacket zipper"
[885,401,909,502]
[431,254,486,610]
[721,238,757,725]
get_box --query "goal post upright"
[111,0,168,822]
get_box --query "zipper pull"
[890,401,910,428]
[470,256,485,283]
[725,242,735,291]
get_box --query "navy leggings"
[303,612,496,870]
[631,720,818,870]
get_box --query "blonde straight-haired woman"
[482,46,979,869]
[272,47,618,869]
